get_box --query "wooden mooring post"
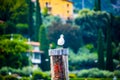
[49,48,69,80]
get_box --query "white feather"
[57,34,65,46]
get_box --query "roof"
[27,50,44,53]
[26,41,44,53]
[26,41,40,46]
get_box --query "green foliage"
[49,42,57,49]
[85,44,94,50]
[0,34,27,41]
[97,29,105,70]
[112,16,120,43]
[0,67,10,76]
[4,75,18,80]
[28,0,34,40]
[114,70,120,78]
[19,67,32,76]
[106,14,113,71]
[0,21,28,35]
[16,23,28,35]
[84,44,94,52]
[70,78,116,80]
[75,9,119,71]
[42,7,49,17]
[3,21,16,34]
[77,69,90,78]
[0,39,29,68]
[0,39,28,54]
[0,75,4,80]
[0,0,28,23]
[69,73,77,79]
[75,9,110,45]
[0,22,7,34]
[34,0,42,41]
[32,71,50,80]
[20,77,30,80]
[48,22,82,53]
[76,68,113,78]
[39,25,50,71]
[0,67,33,77]
[39,25,49,52]
[94,0,101,11]
[69,47,98,70]
[43,15,61,27]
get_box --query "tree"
[75,9,110,46]
[48,22,82,53]
[34,0,42,41]
[0,0,28,23]
[28,0,34,40]
[0,0,29,36]
[43,15,61,27]
[39,25,49,71]
[94,0,101,11]
[0,21,16,34]
[0,22,7,34]
[97,29,105,70]
[16,23,29,36]
[112,16,120,43]
[110,0,120,15]
[0,39,29,68]
[106,14,113,71]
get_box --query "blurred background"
[0,0,120,80]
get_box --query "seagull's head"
[60,34,64,38]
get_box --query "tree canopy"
[75,9,110,45]
[39,25,49,71]
[48,22,82,53]
[0,39,29,68]
[0,0,28,23]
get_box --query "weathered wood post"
[49,34,69,80]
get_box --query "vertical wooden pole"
[49,48,69,80]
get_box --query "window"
[34,53,41,59]
[34,46,39,51]
[48,7,52,14]
[46,2,48,7]
[67,4,69,7]
[67,10,69,13]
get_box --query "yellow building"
[39,0,73,20]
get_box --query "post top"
[49,48,69,56]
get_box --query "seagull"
[57,34,65,46]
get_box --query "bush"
[70,78,114,80]
[19,66,32,76]
[69,73,77,78]
[0,75,4,80]
[76,68,113,78]
[4,75,18,80]
[0,66,33,77]
[114,70,120,78]
[0,67,9,76]
[77,69,89,78]
[102,70,113,78]
[20,77,30,80]
[0,67,16,76]
[32,71,49,80]
[69,48,98,70]
[88,68,104,78]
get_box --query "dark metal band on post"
[49,48,69,56]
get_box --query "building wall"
[39,0,73,20]
[26,41,42,64]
